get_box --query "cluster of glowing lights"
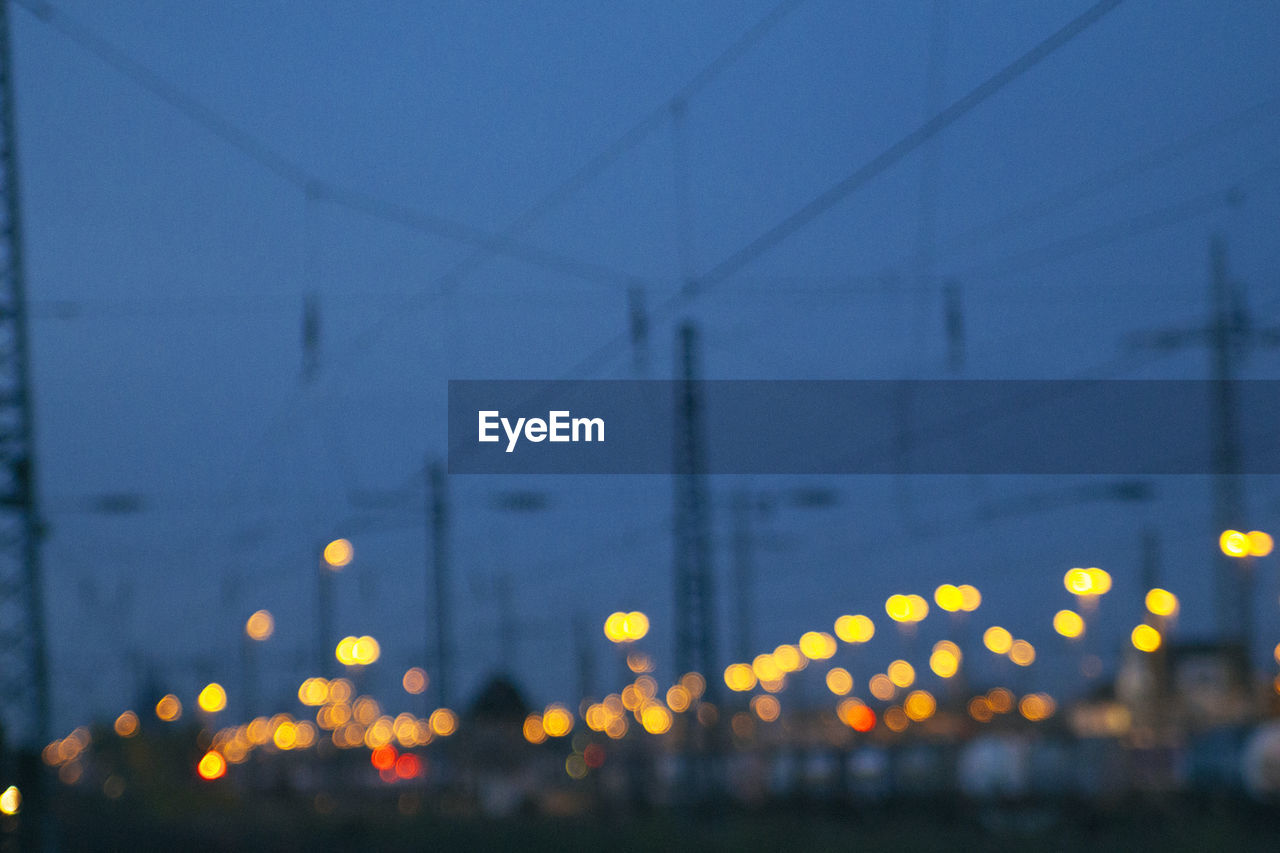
[724,663,757,692]
[968,687,1016,722]
[933,584,981,613]
[885,594,929,623]
[245,609,274,641]
[1053,609,1085,639]
[1063,567,1112,596]
[323,538,354,568]
[335,635,381,666]
[1220,529,1273,558]
[836,698,876,731]
[1145,588,1179,618]
[41,727,91,773]
[197,683,227,714]
[1131,623,1163,653]
[1018,693,1057,721]
[603,611,649,643]
[797,631,837,660]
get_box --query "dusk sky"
[13,0,1280,735]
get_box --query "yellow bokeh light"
[298,677,329,706]
[680,671,706,699]
[603,611,627,642]
[869,673,895,701]
[1009,640,1036,666]
[772,644,803,672]
[323,538,354,568]
[1131,624,1162,652]
[969,697,993,722]
[402,667,428,695]
[1145,588,1178,617]
[641,703,673,734]
[0,786,20,816]
[724,663,757,692]
[752,653,782,683]
[958,584,982,612]
[1064,568,1092,595]
[245,609,274,641]
[114,711,139,738]
[198,683,227,714]
[1247,530,1274,557]
[929,648,959,679]
[834,613,875,643]
[1053,609,1084,638]
[197,751,226,780]
[666,684,692,713]
[798,631,836,660]
[987,687,1014,713]
[906,594,929,621]
[887,660,915,689]
[1086,568,1111,595]
[750,694,781,723]
[541,704,573,738]
[274,721,298,750]
[155,694,182,722]
[883,706,909,732]
[1220,529,1249,557]
[622,611,649,641]
[934,584,963,612]
[825,667,853,696]
[523,714,547,744]
[983,626,1013,655]
[904,690,936,721]
[1019,692,1057,721]
[429,708,458,737]
[885,594,911,622]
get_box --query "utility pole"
[427,460,452,709]
[0,0,50,751]
[730,489,756,663]
[1130,237,1280,657]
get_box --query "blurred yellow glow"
[274,721,298,750]
[929,648,959,678]
[323,538,354,568]
[605,717,628,739]
[1145,588,1179,617]
[760,677,786,694]
[834,613,875,643]
[750,694,781,722]
[245,609,274,641]
[906,594,929,621]
[327,678,354,704]
[114,711,139,738]
[635,675,658,699]
[622,611,649,641]
[641,703,673,734]
[363,718,393,749]
[352,697,381,726]
[523,713,547,744]
[887,660,915,688]
[1053,609,1085,638]
[825,667,853,696]
[934,584,963,612]
[197,751,226,780]
[1064,568,1092,595]
[751,654,782,683]
[295,721,316,748]
[987,687,1013,713]
[958,584,982,611]
[968,696,993,722]
[1131,624,1162,652]
[983,626,1013,655]
[1274,643,1280,667]
[541,704,573,738]
[0,786,19,816]
[680,671,706,699]
[155,694,182,722]
[621,685,641,711]
[666,684,692,712]
[885,594,911,622]
[772,644,803,672]
[402,668,428,694]
[1248,530,1274,557]
[1019,693,1056,721]
[798,631,836,660]
[869,673,895,701]
[904,690,936,721]
[604,611,627,642]
[198,683,227,714]
[429,708,458,737]
[1220,529,1249,557]
[1009,640,1036,666]
[1086,568,1112,594]
[883,706,909,732]
[627,652,654,673]
[299,677,329,706]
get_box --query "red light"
[395,753,422,779]
[850,706,876,732]
[583,744,605,769]
[370,745,397,771]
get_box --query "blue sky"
[13,0,1280,733]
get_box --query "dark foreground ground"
[14,793,1280,853]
